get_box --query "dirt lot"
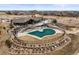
[0,15,79,55]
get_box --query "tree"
[31,10,38,15]
[9,23,14,29]
[6,11,11,15]
[5,40,12,48]
[52,19,57,24]
[9,20,14,29]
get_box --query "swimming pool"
[27,28,56,39]
[16,27,63,40]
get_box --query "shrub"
[5,40,12,48]
[53,19,57,24]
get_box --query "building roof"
[12,17,30,23]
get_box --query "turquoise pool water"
[27,28,56,38]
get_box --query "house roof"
[12,17,30,23]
